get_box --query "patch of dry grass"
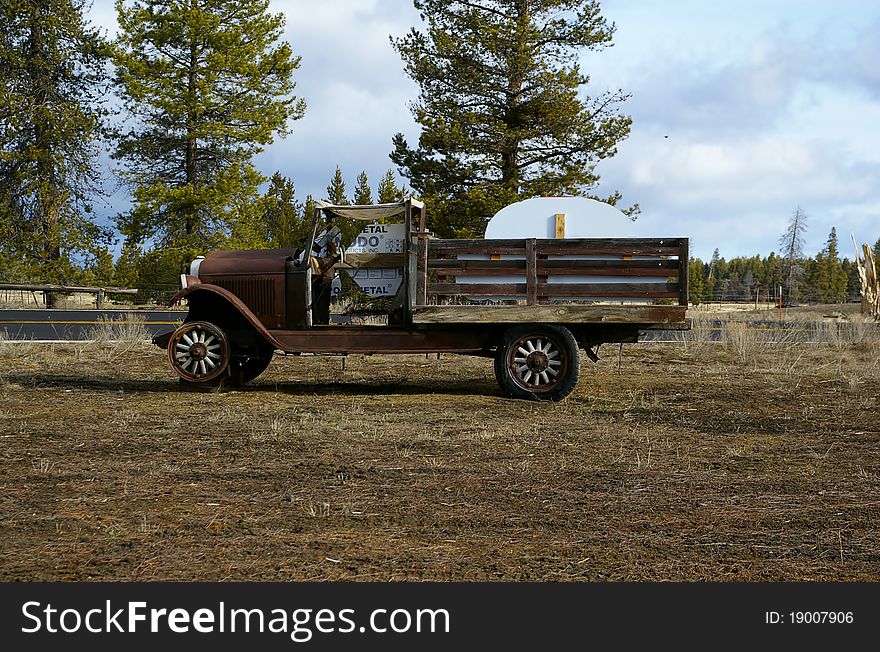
[0,326,877,581]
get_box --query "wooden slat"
[537,267,677,277]
[536,283,680,298]
[537,259,679,273]
[428,259,527,274]
[416,236,428,306]
[427,258,680,276]
[535,237,684,249]
[679,238,690,306]
[525,238,537,305]
[429,238,684,257]
[537,245,682,256]
[411,304,688,325]
[555,213,565,238]
[428,283,526,295]
[430,239,525,253]
[428,282,679,298]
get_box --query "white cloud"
[88,1,880,260]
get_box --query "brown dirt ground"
[0,334,878,581]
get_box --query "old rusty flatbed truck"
[154,198,689,401]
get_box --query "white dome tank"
[456,196,664,298]
[485,196,638,239]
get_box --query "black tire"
[167,321,231,384]
[493,325,580,401]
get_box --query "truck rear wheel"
[167,321,231,384]
[494,325,580,401]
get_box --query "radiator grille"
[211,278,275,318]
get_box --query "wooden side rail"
[422,237,689,306]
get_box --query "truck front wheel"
[167,321,231,384]
[494,325,580,401]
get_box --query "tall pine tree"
[0,0,112,283]
[818,227,847,303]
[353,171,373,205]
[779,206,807,303]
[377,169,405,204]
[326,166,348,205]
[112,0,304,255]
[391,0,633,237]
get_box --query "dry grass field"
[0,318,878,581]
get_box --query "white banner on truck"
[344,223,406,297]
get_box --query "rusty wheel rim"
[506,333,568,393]
[168,322,230,382]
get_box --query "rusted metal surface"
[168,284,287,350]
[197,248,297,275]
[196,249,291,328]
[271,326,492,354]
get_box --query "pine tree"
[262,173,306,249]
[228,171,306,249]
[391,0,633,237]
[112,0,305,253]
[819,227,847,303]
[0,0,112,283]
[377,169,405,204]
[326,166,349,205]
[688,259,705,306]
[353,171,373,205]
[779,206,807,303]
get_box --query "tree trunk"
[29,6,62,305]
[184,14,198,236]
[501,0,531,191]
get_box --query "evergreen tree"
[704,249,721,301]
[819,227,847,303]
[0,0,112,283]
[227,171,306,249]
[841,258,860,301]
[262,172,306,249]
[391,0,633,237]
[353,171,373,205]
[779,206,807,303]
[688,259,705,306]
[112,0,305,253]
[326,166,349,205]
[873,238,880,265]
[377,169,405,204]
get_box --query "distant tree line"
[689,229,880,306]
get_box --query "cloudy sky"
[89,0,880,260]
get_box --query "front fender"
[165,284,285,350]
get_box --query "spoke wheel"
[494,325,580,401]
[167,321,231,384]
